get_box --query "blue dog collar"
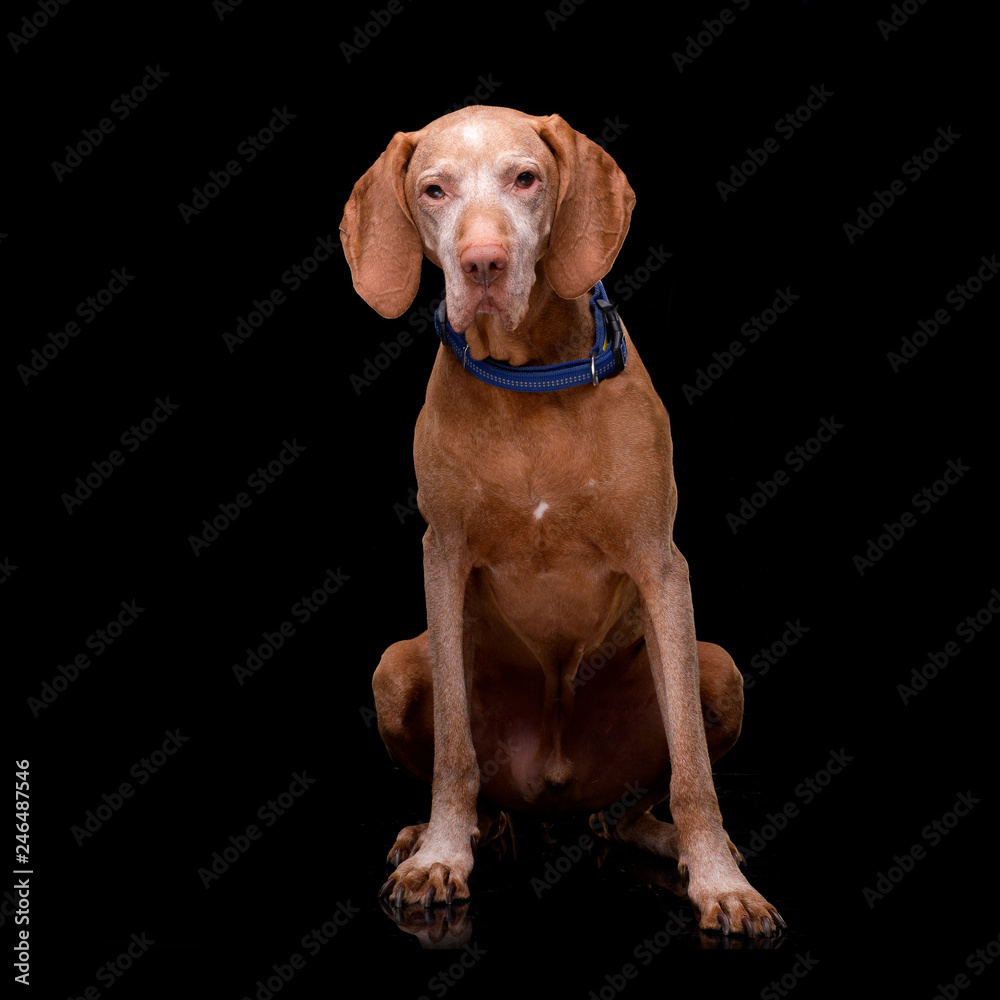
[432,281,627,392]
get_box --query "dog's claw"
[393,884,405,908]
[392,849,403,869]
[423,886,436,908]
[770,909,787,930]
[378,878,395,899]
[445,882,456,905]
[761,917,772,937]
[589,812,608,838]
[742,917,755,938]
[718,913,731,936]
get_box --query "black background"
[6,1,997,997]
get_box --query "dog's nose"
[461,243,507,285]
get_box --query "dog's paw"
[379,838,476,908]
[682,857,785,937]
[386,823,428,870]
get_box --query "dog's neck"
[462,266,596,368]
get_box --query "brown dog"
[341,106,782,936]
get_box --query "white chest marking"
[533,501,549,520]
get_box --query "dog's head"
[340,106,635,357]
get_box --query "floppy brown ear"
[339,132,424,318]
[536,115,636,300]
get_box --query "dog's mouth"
[447,286,516,334]
[474,289,501,315]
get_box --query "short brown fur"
[341,106,781,935]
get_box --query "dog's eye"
[515,172,535,188]
[424,184,445,200]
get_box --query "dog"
[340,105,782,936]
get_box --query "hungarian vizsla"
[341,105,783,936]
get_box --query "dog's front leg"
[639,545,780,936]
[381,525,480,907]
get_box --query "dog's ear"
[535,115,636,300]
[340,132,424,318]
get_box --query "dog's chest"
[415,386,643,578]
[462,456,602,566]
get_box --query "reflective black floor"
[293,763,991,997]
[371,788,799,954]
